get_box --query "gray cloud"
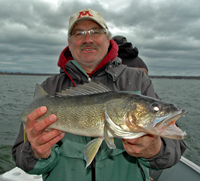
[0,0,199,75]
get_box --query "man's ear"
[68,40,71,51]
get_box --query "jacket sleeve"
[139,75,187,169]
[12,123,60,174]
[139,137,187,169]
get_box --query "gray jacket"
[12,57,186,181]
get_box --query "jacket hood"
[57,39,119,75]
[118,42,139,59]
[112,35,127,45]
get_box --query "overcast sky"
[0,0,199,76]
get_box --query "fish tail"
[23,124,27,143]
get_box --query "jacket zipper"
[92,158,96,181]
[91,137,96,181]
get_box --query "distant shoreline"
[0,72,55,76]
[0,72,200,79]
[149,75,200,80]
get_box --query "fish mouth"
[153,109,188,140]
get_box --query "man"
[12,8,186,181]
[112,35,148,75]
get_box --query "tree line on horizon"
[0,71,200,79]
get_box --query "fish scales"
[21,91,131,137]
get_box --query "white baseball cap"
[68,8,108,36]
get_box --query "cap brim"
[68,17,107,35]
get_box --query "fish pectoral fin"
[84,137,103,168]
[104,124,116,149]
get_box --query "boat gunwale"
[180,156,200,174]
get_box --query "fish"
[21,82,187,168]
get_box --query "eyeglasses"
[69,29,107,39]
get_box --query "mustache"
[79,44,99,51]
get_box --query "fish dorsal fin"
[34,83,48,99]
[57,82,111,96]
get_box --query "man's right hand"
[25,106,65,159]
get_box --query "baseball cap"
[112,36,127,45]
[68,8,108,36]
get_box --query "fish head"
[125,96,188,140]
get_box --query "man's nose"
[83,32,93,43]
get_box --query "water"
[0,75,199,174]
[152,78,200,165]
[0,75,50,174]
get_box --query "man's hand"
[25,106,65,159]
[122,134,162,158]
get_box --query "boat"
[0,167,42,181]
[150,156,200,180]
[0,156,200,181]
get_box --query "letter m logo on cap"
[77,11,93,19]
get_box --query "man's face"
[68,20,110,73]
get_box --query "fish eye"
[150,103,161,113]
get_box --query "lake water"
[0,75,200,174]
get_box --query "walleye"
[21,82,187,168]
